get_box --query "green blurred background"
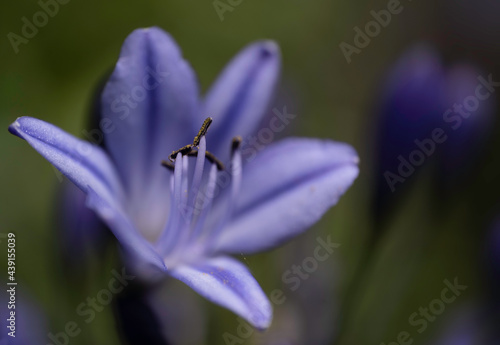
[1,0,498,344]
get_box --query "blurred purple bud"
[373,45,447,217]
[438,65,495,186]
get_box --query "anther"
[193,117,213,147]
[187,150,225,171]
[161,160,175,171]
[231,136,242,155]
[169,144,194,162]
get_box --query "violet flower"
[56,78,111,273]
[373,45,446,216]
[9,27,359,329]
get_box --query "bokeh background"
[1,0,500,344]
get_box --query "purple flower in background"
[438,64,494,187]
[9,27,359,328]
[374,45,446,214]
[373,44,494,218]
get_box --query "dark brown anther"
[161,160,175,171]
[231,136,242,154]
[193,117,213,147]
[205,151,225,171]
[168,144,194,162]
[187,150,225,171]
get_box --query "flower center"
[155,118,242,266]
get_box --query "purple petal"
[373,45,447,216]
[8,116,166,275]
[57,181,109,266]
[101,27,199,237]
[375,45,446,180]
[214,138,359,254]
[9,116,123,204]
[86,187,167,276]
[170,256,272,329]
[203,41,281,161]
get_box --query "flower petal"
[214,138,359,254]
[57,181,109,267]
[9,116,123,204]
[85,187,167,278]
[8,116,165,274]
[202,41,281,161]
[101,27,200,238]
[170,256,272,329]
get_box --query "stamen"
[180,153,189,211]
[193,117,213,147]
[157,153,183,255]
[187,150,225,171]
[174,154,183,209]
[229,137,243,204]
[161,160,175,171]
[190,163,218,240]
[206,137,243,244]
[169,152,194,255]
[157,118,246,258]
[231,136,242,153]
[168,144,194,162]
[188,136,206,213]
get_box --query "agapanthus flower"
[373,44,494,217]
[373,45,445,216]
[9,27,358,328]
[56,78,111,273]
